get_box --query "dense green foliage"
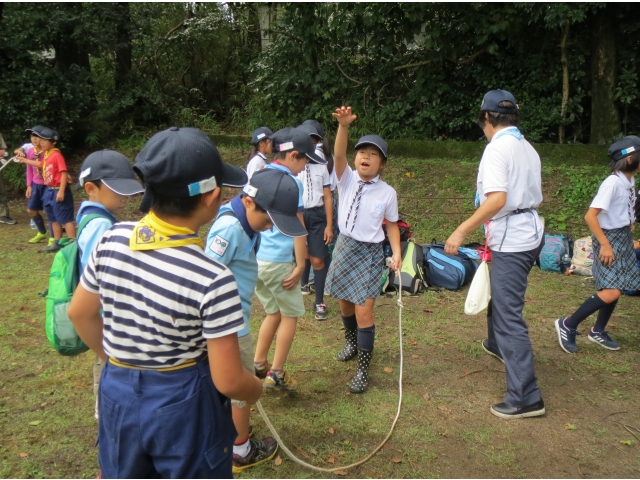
[0,2,639,150]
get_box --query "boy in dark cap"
[76,149,145,420]
[206,168,307,472]
[68,127,263,478]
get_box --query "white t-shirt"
[590,172,636,229]
[337,167,398,243]
[246,152,267,180]
[477,127,544,252]
[297,163,331,209]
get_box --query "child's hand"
[56,190,64,203]
[332,106,357,126]
[599,243,615,267]
[26,186,32,198]
[324,225,334,245]
[390,252,402,271]
[282,265,304,290]
[14,148,25,158]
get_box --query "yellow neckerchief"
[130,211,204,251]
[42,148,60,170]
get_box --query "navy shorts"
[303,206,329,258]
[27,183,47,211]
[98,360,235,478]
[43,186,74,224]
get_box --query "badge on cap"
[79,167,91,186]
[257,133,266,140]
[279,142,294,152]
[621,146,636,155]
[243,184,258,197]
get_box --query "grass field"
[0,146,639,478]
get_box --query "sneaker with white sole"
[588,329,620,350]
[314,303,328,321]
[232,437,278,473]
[264,370,297,391]
[28,231,49,244]
[481,339,504,364]
[300,284,311,295]
[555,318,578,354]
[0,215,17,225]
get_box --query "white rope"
[256,263,404,473]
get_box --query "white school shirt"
[590,172,636,229]
[477,127,544,252]
[297,163,331,209]
[314,144,338,191]
[246,152,267,180]
[337,167,398,243]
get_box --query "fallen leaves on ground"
[327,457,336,464]
[437,405,451,413]
[620,440,633,446]
[392,456,402,463]
[274,456,282,466]
[335,470,348,476]
[564,423,577,430]
[19,452,28,458]
[422,392,431,401]
[329,427,335,434]
[384,367,393,373]
[28,420,43,426]
[412,354,419,359]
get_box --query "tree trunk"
[52,3,91,72]
[114,3,132,91]
[558,23,570,145]
[257,3,274,51]
[589,5,620,144]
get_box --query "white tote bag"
[464,260,491,315]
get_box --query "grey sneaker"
[0,215,17,225]
[300,284,311,295]
[588,329,620,350]
[39,242,63,253]
[314,303,328,321]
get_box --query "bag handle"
[478,222,491,263]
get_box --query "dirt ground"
[0,149,639,478]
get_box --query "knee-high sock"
[357,325,375,350]
[313,265,327,304]
[32,214,46,234]
[565,295,608,329]
[341,314,357,331]
[300,259,311,286]
[593,299,618,332]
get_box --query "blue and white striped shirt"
[80,222,244,368]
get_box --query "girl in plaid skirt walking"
[325,106,402,393]
[556,136,640,354]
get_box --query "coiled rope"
[255,263,404,473]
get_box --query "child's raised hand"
[332,106,357,126]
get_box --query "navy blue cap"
[480,90,519,114]
[243,168,307,237]
[79,150,144,196]
[354,134,388,159]
[38,127,60,142]
[25,125,46,137]
[134,127,248,212]
[301,119,325,139]
[270,127,326,165]
[251,127,273,145]
[608,135,640,162]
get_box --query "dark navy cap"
[244,168,307,237]
[608,135,640,162]
[354,134,388,159]
[38,127,60,142]
[79,150,144,196]
[270,127,326,165]
[301,119,325,139]
[25,125,46,137]
[134,127,248,212]
[480,90,519,114]
[250,127,273,145]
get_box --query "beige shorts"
[255,259,305,318]
[231,333,255,408]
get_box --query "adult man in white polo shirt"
[445,90,545,419]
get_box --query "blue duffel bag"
[422,242,478,291]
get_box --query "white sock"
[233,438,251,458]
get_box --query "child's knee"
[27,209,38,217]
[599,289,622,303]
[310,256,325,270]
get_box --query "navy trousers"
[486,240,544,408]
[98,360,235,479]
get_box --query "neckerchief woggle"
[130,211,204,251]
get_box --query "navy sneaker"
[481,339,504,364]
[490,399,545,419]
[555,318,578,354]
[588,329,620,351]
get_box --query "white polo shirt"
[591,172,636,229]
[337,167,398,243]
[246,152,267,180]
[477,127,544,252]
[297,163,331,209]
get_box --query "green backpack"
[45,213,111,356]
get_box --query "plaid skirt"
[326,234,384,306]
[592,226,640,291]
[331,189,339,240]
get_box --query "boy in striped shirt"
[68,127,263,478]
